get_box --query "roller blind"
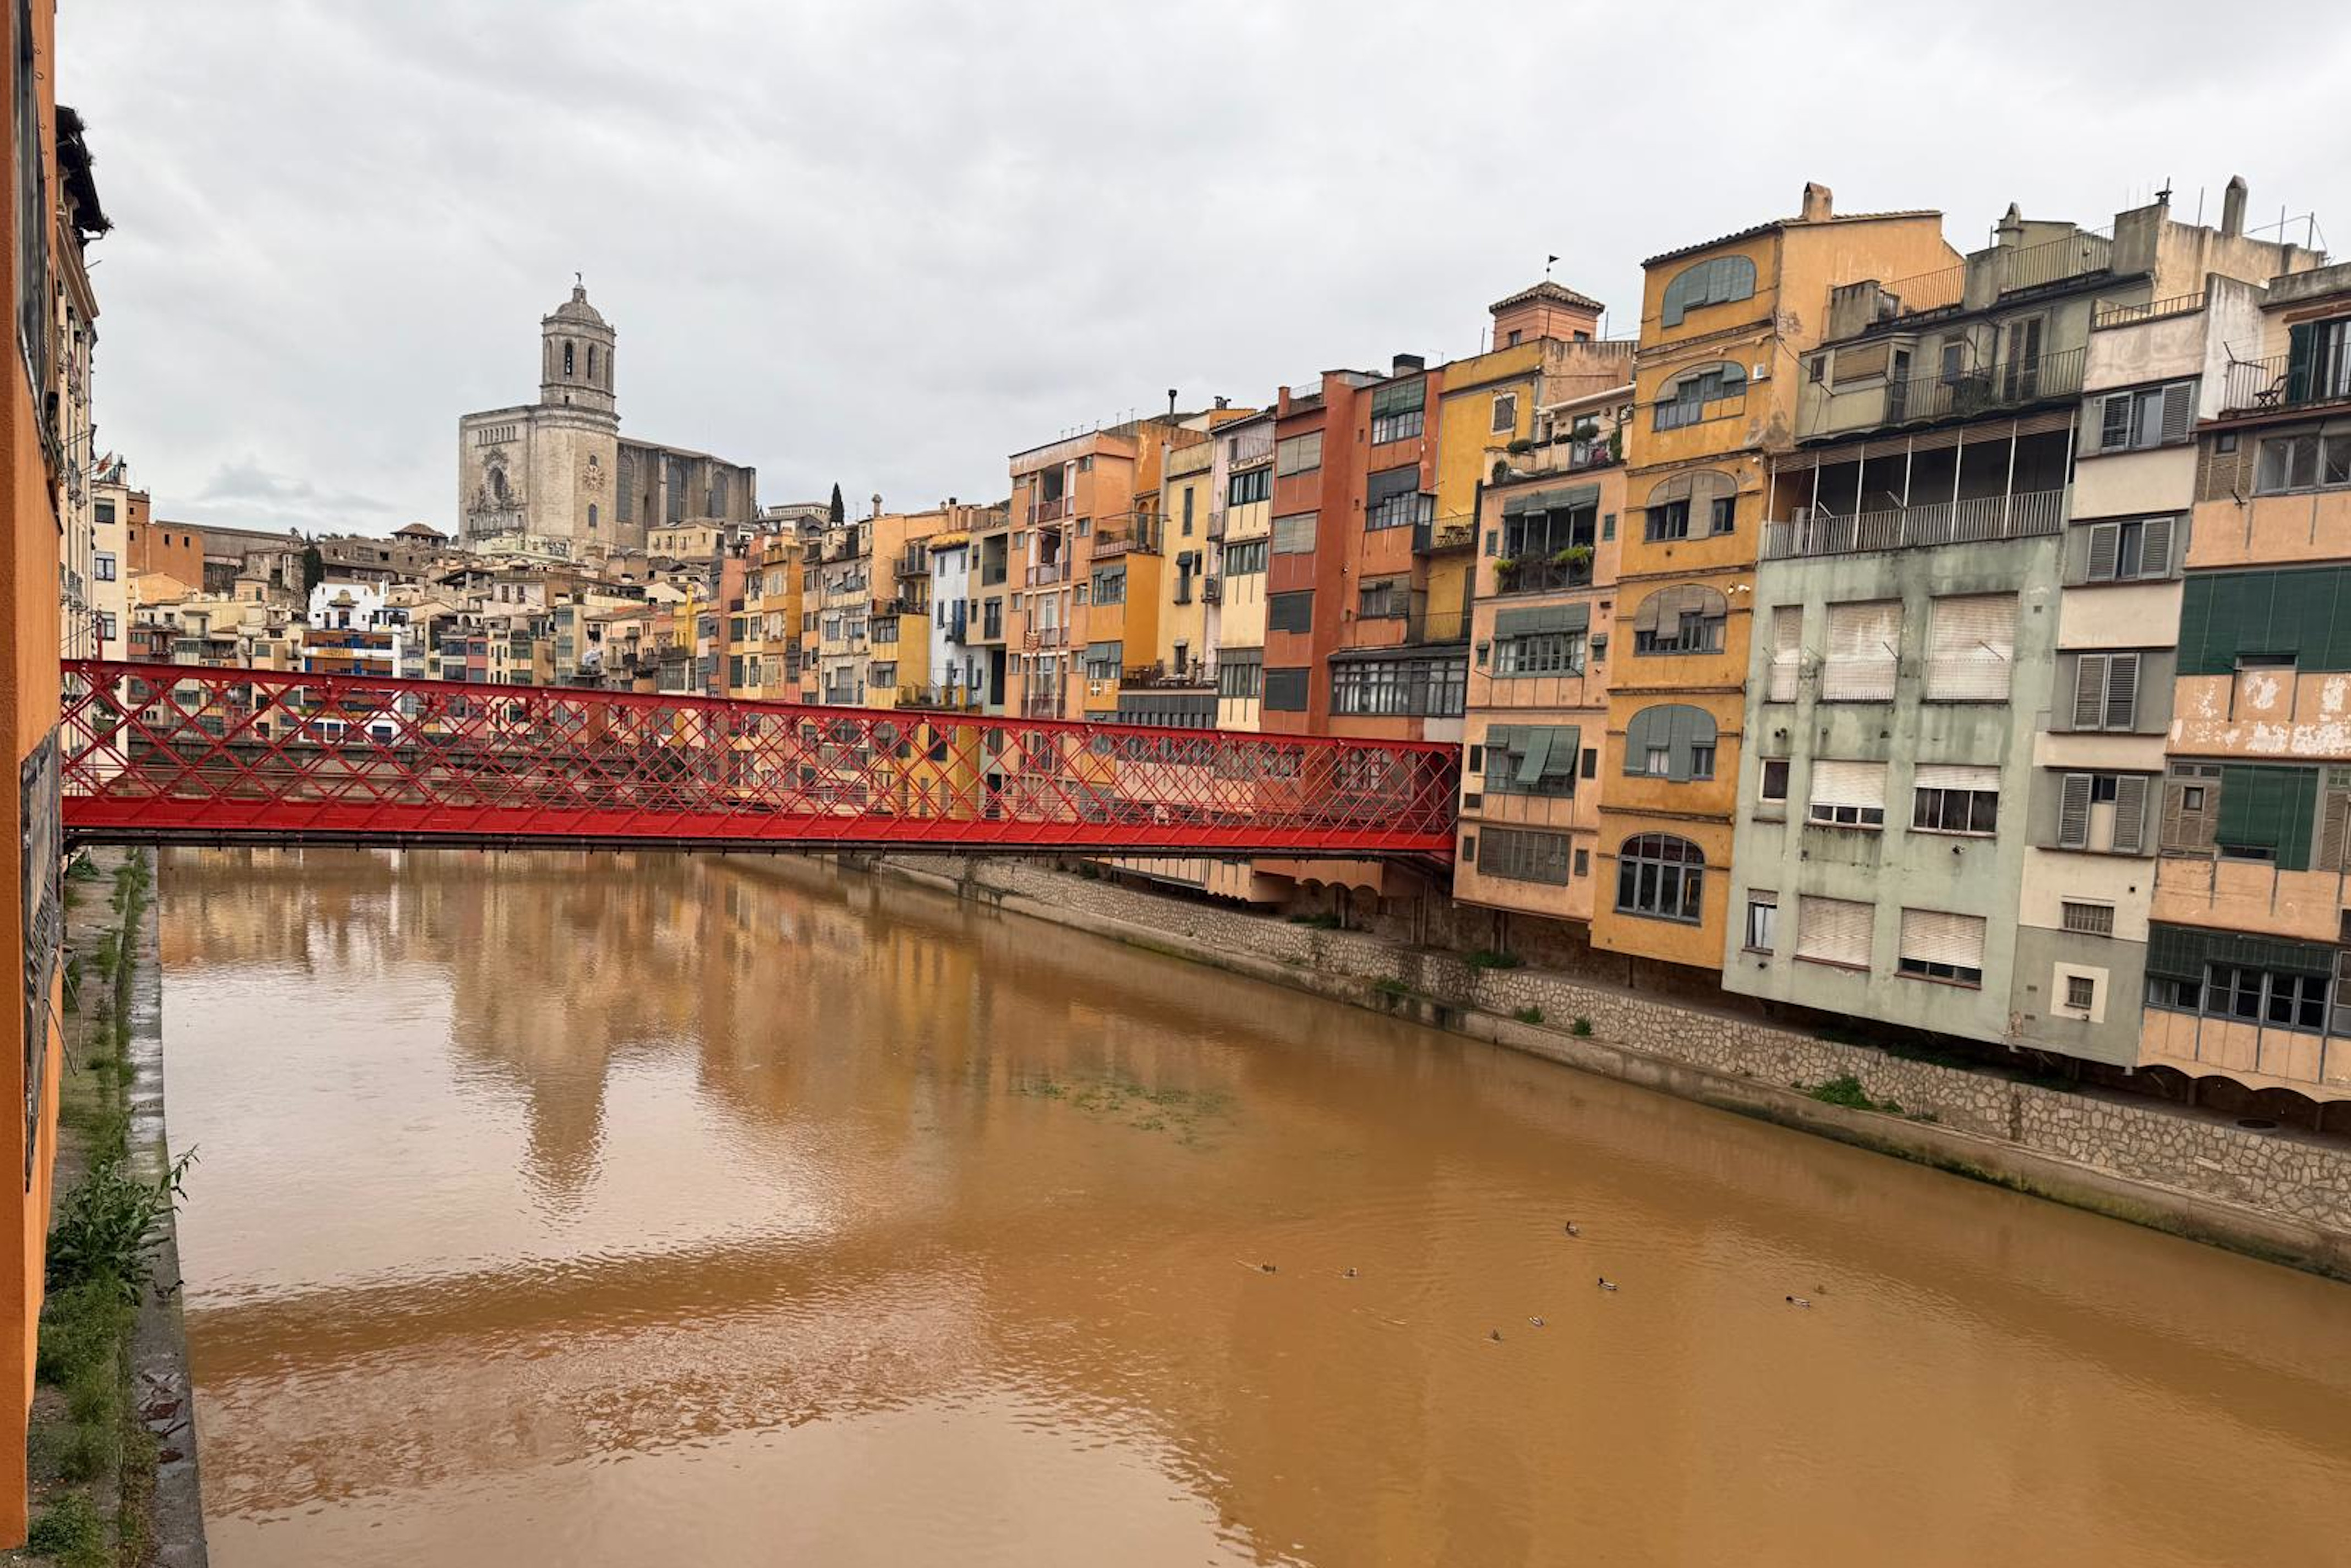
[1271,512,1318,553]
[1823,600,1901,700]
[1796,896,1872,967]
[1366,465,1420,505]
[1494,604,1590,637]
[1925,594,2016,700]
[1767,605,1802,702]
[1913,763,1999,792]
[1370,379,1426,416]
[1811,759,1888,808]
[1900,908,1986,969]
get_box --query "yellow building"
[1592,184,1956,974]
[1213,411,1277,732]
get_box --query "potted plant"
[1506,437,1534,455]
[1555,544,1594,572]
[1493,556,1520,587]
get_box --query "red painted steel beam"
[58,661,1460,860]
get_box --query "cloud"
[173,456,398,533]
[59,0,2351,536]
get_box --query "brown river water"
[156,848,2350,1567]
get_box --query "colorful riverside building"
[2146,248,2351,1106]
[1593,185,1954,984]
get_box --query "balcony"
[1027,624,1068,650]
[1762,486,2068,560]
[1025,558,1071,587]
[1021,692,1065,718]
[1492,555,1594,596]
[897,684,983,712]
[895,546,930,579]
[1090,517,1163,559]
[2219,349,2351,419]
[1799,346,2087,441]
[1412,513,1477,554]
[1030,495,1070,524]
[1122,662,1215,690]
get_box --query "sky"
[60,0,2351,537]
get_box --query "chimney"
[1166,388,1178,418]
[1996,202,2025,248]
[2222,175,2248,239]
[1392,352,1425,376]
[1213,394,1229,410]
[1800,183,1833,222]
[870,493,882,518]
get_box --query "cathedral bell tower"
[541,277,617,418]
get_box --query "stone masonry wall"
[878,854,2351,1240]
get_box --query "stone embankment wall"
[870,853,2351,1275]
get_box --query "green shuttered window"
[2178,567,2351,676]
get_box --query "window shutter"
[2111,774,2149,854]
[1811,759,1888,809]
[2085,523,2119,583]
[1900,908,1986,969]
[1796,896,1872,967]
[1514,727,1555,785]
[1823,600,1900,700]
[2073,654,2107,729]
[2139,514,2175,578]
[1767,605,1801,701]
[2284,322,2314,404]
[2104,653,2139,730]
[2059,773,2093,848]
[2321,786,2351,871]
[1926,594,2015,699]
[1915,763,1999,792]
[2159,381,2194,444]
[2099,394,2131,450]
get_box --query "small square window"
[2065,975,2096,1011]
[1759,758,1790,802]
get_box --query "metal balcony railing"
[2092,292,2206,331]
[1030,495,1070,524]
[1412,513,1478,554]
[2219,348,2351,417]
[1090,518,1163,559]
[1761,486,2068,560]
[1802,346,2087,440]
[1122,662,1216,690]
[1492,556,1594,596]
[895,547,930,579]
[1025,559,1071,586]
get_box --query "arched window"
[1654,363,1747,431]
[1630,583,1727,655]
[588,503,599,531]
[564,341,575,377]
[1659,254,1757,328]
[1615,833,1705,923]
[1623,704,1717,780]
[1643,469,1737,541]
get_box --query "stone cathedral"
[456,281,758,555]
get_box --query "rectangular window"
[1331,656,1466,718]
[1765,606,1801,702]
[94,553,117,581]
[1822,600,1901,700]
[1267,591,1315,634]
[1808,759,1888,829]
[2059,771,2151,854]
[1898,908,1986,986]
[1275,432,1322,476]
[1759,756,1790,803]
[1743,892,1778,953]
[2082,516,2179,583]
[1262,667,1310,711]
[1490,392,1518,434]
[1481,827,1571,885]
[1924,594,2016,700]
[2093,381,2194,452]
[2064,974,2097,1010]
[1493,632,1585,677]
[1369,379,1427,444]
[1271,512,1317,553]
[1217,652,1263,699]
[1366,466,1430,530]
[1644,500,1691,542]
[2061,901,2115,936]
[1483,726,1580,797]
[2070,652,2141,731]
[1911,764,2000,834]
[1227,468,1270,507]
[1795,895,1872,969]
[1221,538,1267,575]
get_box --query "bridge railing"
[58,661,1460,858]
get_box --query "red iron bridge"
[58,661,1460,862]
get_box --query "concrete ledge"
[872,855,2351,1282]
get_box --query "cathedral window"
[564,341,575,377]
[587,346,597,381]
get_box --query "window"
[1262,666,1309,711]
[1090,566,1126,606]
[1490,392,1518,434]
[94,553,116,581]
[2093,381,2194,452]
[1795,895,1872,968]
[1484,725,1581,797]
[1500,500,1597,562]
[2081,516,2179,583]
[1267,591,1314,634]
[97,611,116,642]
[1808,759,1888,829]
[563,341,575,376]
[1911,764,2000,834]
[1622,704,1716,782]
[2069,652,2140,730]
[1228,468,1271,507]
[1630,583,1727,655]
[1494,631,1585,676]
[1823,600,1900,700]
[1366,466,1430,530]
[1898,908,1985,986]
[1483,827,1572,885]
[1358,577,1410,619]
[1218,652,1262,700]
[2058,771,2150,853]
[1370,379,1427,445]
[2287,316,2351,404]
[1645,500,1691,541]
[2195,964,2328,1030]
[2251,431,2351,494]
[1271,512,1318,553]
[1276,432,1322,476]
[1653,363,1747,431]
[1759,756,1790,803]
[1924,595,2016,700]
[1181,489,1195,536]
[1659,254,1757,327]
[2062,901,2114,936]
[1615,834,1704,923]
[1744,892,1778,953]
[1221,538,1267,576]
[1331,655,1466,717]
[95,500,114,524]
[1765,606,1801,701]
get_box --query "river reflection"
[160,848,2351,1567]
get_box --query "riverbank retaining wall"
[863,853,2351,1278]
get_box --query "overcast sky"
[61,0,2349,536]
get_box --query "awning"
[1494,604,1591,638]
[1501,483,1600,516]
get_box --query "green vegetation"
[1465,949,1521,970]
[1286,912,1342,929]
[1513,1006,1544,1025]
[1807,1074,1879,1111]
[26,1492,104,1565]
[1373,977,1412,998]
[1010,1073,1233,1146]
[1570,1017,1593,1038]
